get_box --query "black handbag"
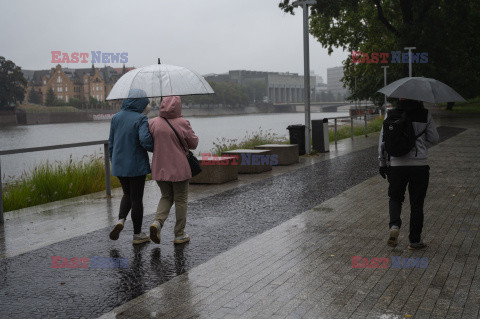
[162,117,202,177]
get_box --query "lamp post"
[293,0,316,154]
[404,47,416,77]
[381,65,389,114]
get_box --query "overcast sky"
[0,0,348,82]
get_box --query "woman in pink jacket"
[148,96,198,244]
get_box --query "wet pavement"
[100,121,480,319]
[0,125,468,318]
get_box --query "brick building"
[22,64,134,110]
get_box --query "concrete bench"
[254,144,299,165]
[221,149,272,174]
[189,156,238,184]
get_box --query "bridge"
[272,101,374,113]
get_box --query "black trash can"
[287,124,306,155]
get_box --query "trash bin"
[312,119,329,153]
[287,124,306,155]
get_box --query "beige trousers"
[154,180,189,237]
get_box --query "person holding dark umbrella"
[377,77,464,250]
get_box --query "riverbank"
[0,103,356,126]
[1,119,383,212]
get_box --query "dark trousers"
[118,175,146,235]
[387,166,430,243]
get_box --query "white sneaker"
[150,221,162,244]
[174,233,190,244]
[133,232,150,245]
[109,219,125,240]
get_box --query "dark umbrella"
[377,77,466,104]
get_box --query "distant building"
[22,64,135,110]
[327,66,348,98]
[205,70,316,104]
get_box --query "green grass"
[210,128,288,156]
[327,116,384,142]
[443,101,480,113]
[2,155,122,212]
[209,118,385,157]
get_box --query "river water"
[0,112,347,182]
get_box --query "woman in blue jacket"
[108,96,153,244]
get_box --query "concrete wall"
[0,111,17,126]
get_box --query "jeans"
[387,166,430,243]
[118,175,146,235]
[154,180,189,237]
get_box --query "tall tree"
[279,0,480,104]
[0,56,27,108]
[27,89,42,104]
[244,80,267,104]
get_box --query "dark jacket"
[108,98,154,177]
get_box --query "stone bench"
[189,156,238,184]
[254,144,299,165]
[221,149,272,174]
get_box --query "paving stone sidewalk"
[100,123,480,319]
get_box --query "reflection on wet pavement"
[0,126,464,318]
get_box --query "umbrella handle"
[158,58,161,64]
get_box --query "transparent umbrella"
[377,77,466,104]
[106,63,214,100]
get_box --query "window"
[66,96,69,103]
[57,87,62,92]
[57,76,62,83]
[65,87,68,92]
[43,80,46,85]
[85,79,88,84]
[58,95,62,100]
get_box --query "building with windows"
[206,70,316,104]
[326,66,349,99]
[22,64,134,109]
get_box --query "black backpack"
[382,109,426,157]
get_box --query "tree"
[27,89,42,104]
[189,81,249,106]
[279,0,480,106]
[45,88,56,106]
[244,80,267,104]
[0,56,27,108]
[68,97,82,108]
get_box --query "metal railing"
[0,140,111,223]
[330,113,377,146]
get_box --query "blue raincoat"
[108,97,154,177]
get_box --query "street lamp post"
[293,0,316,154]
[404,47,416,77]
[381,65,389,114]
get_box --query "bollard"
[104,143,111,197]
[351,117,354,139]
[364,113,368,137]
[334,119,338,145]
